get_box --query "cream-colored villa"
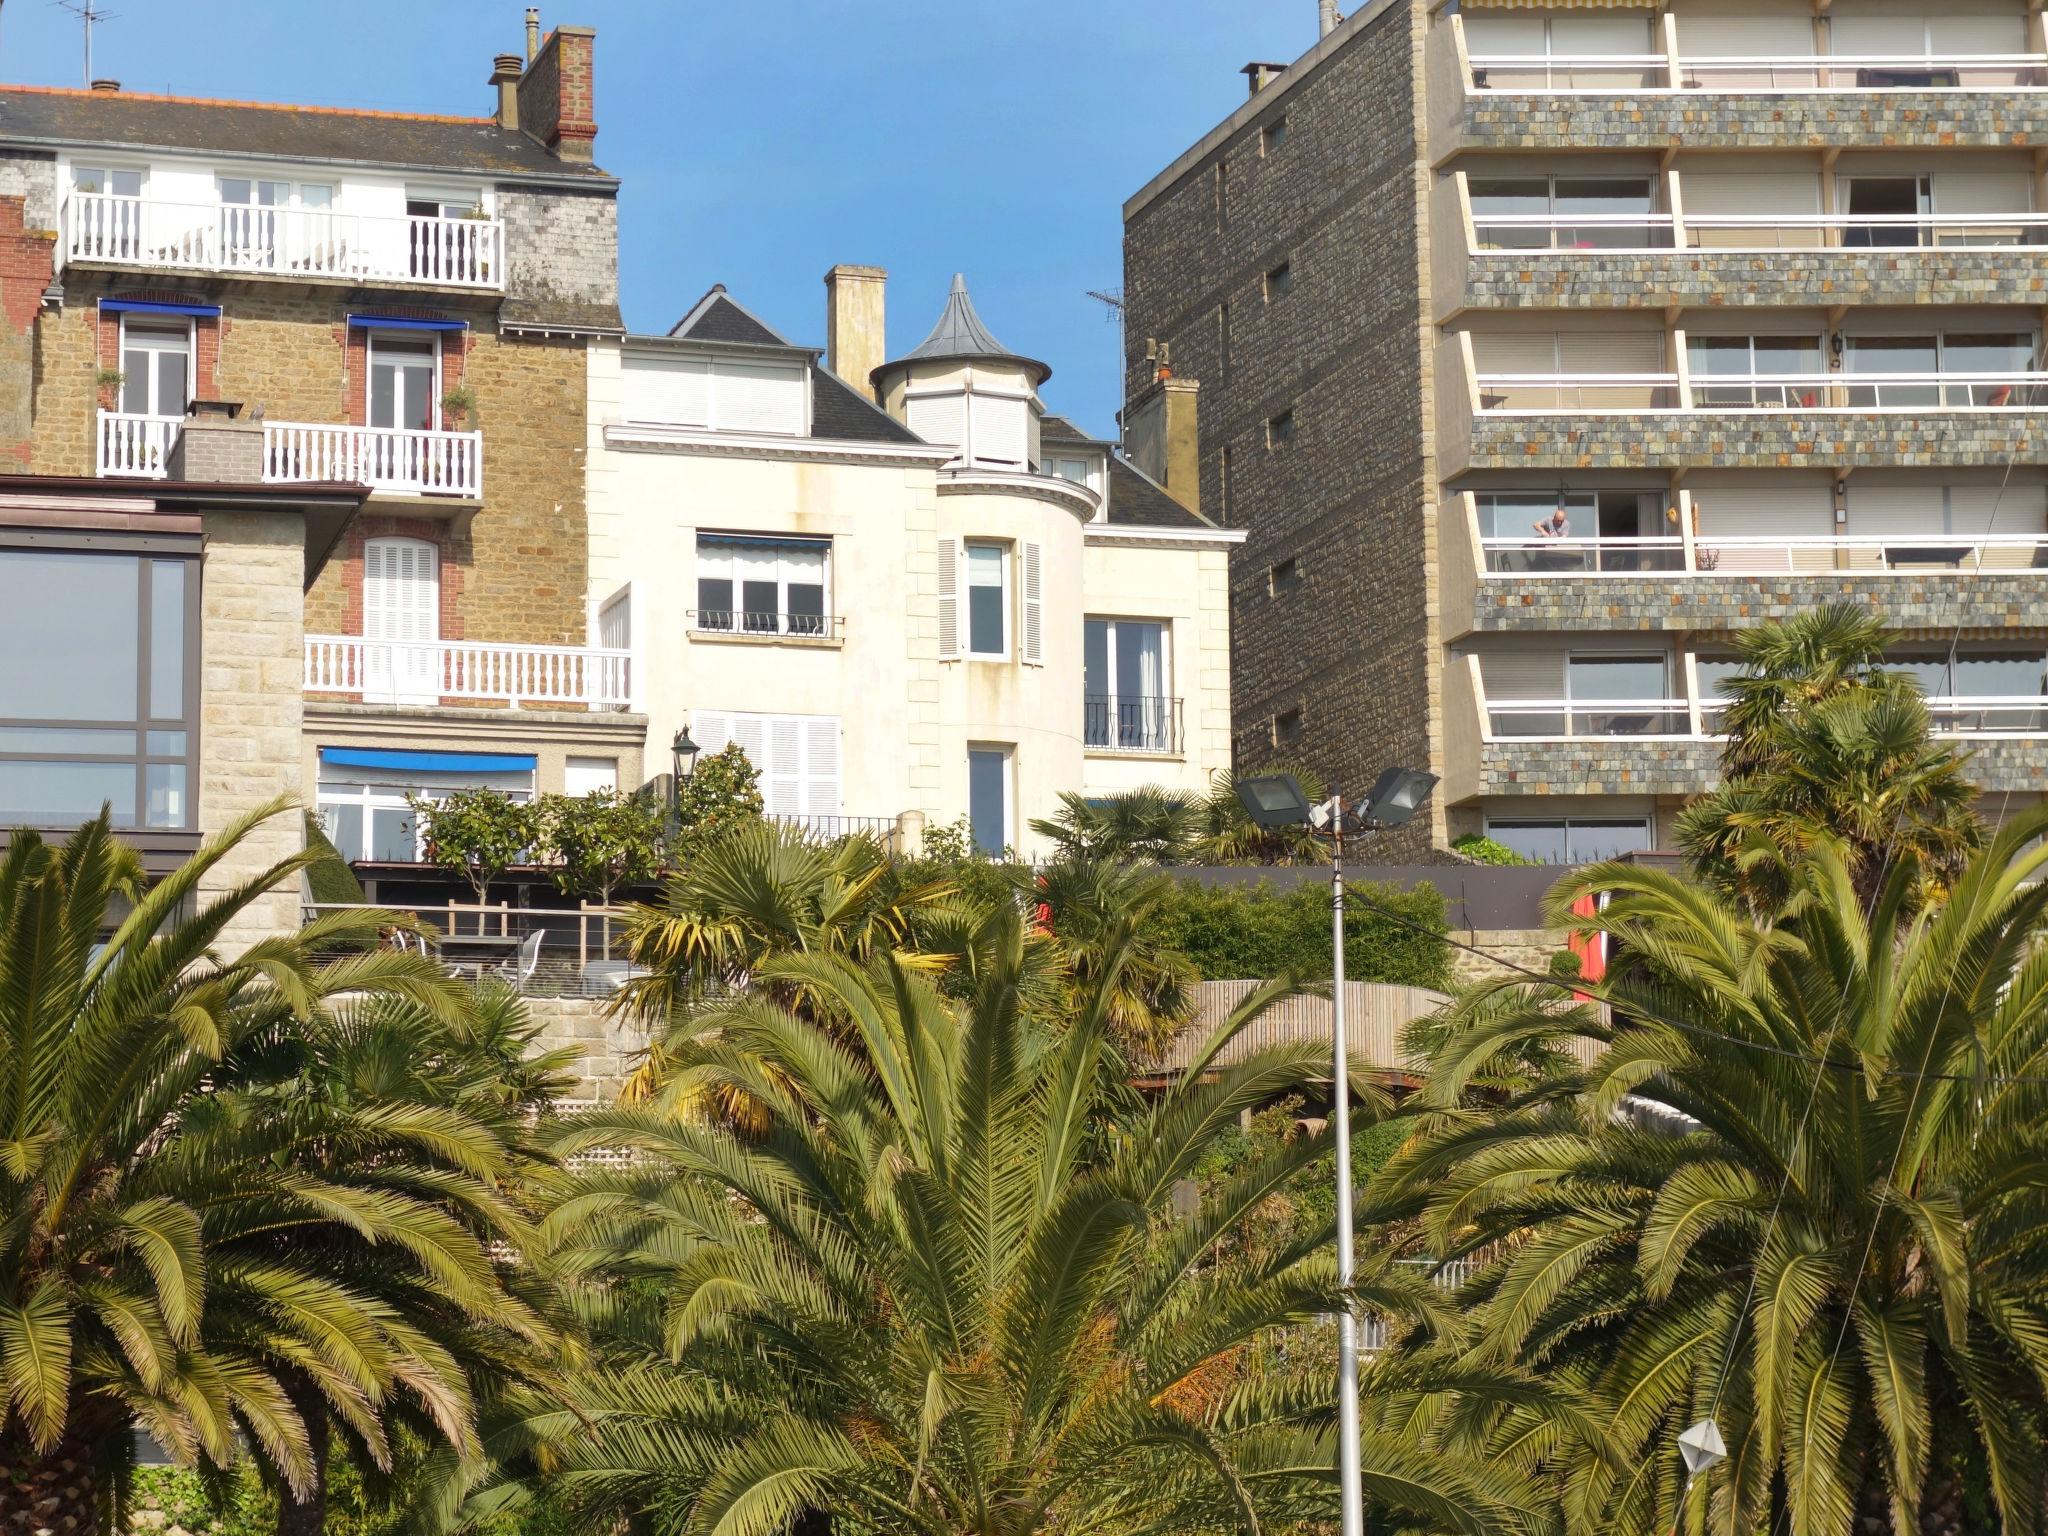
[585,267,1241,859]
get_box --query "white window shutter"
[1020,541,1045,666]
[936,536,962,659]
[968,393,1028,468]
[906,393,966,453]
[803,717,841,815]
[765,717,802,817]
[364,536,438,642]
[693,712,734,756]
[713,360,806,435]
[730,713,767,782]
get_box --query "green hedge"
[1150,877,1451,989]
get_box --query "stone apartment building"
[0,13,644,873]
[1124,0,2048,859]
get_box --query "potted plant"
[95,366,124,409]
[440,381,477,432]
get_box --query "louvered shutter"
[1460,12,1544,53]
[1480,650,1567,700]
[1470,332,1560,373]
[1930,172,2033,215]
[1829,14,1929,56]
[1559,331,1664,372]
[1952,485,2048,536]
[693,712,733,756]
[622,354,711,426]
[1682,13,1814,56]
[906,393,966,453]
[1692,483,1833,572]
[803,717,841,815]
[714,360,805,435]
[1929,14,2026,53]
[968,394,1029,468]
[936,537,962,659]
[1846,484,1943,535]
[1549,14,1653,54]
[1019,541,1045,665]
[763,717,802,817]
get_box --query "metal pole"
[1331,801,1362,1536]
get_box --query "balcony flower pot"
[440,383,478,432]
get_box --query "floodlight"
[1360,766,1438,828]
[1233,773,1312,829]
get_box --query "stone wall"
[1463,411,2046,472]
[526,996,650,1105]
[1472,571,2048,636]
[1122,0,1440,854]
[1454,91,2048,151]
[1456,248,2047,315]
[1482,736,1721,797]
[1448,925,1568,987]
[198,509,307,953]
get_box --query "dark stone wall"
[1470,572,2048,638]
[1123,0,1436,853]
[1455,91,2048,151]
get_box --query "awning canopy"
[100,298,221,317]
[346,313,468,332]
[319,748,534,774]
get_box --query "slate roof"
[0,85,615,182]
[1105,457,1215,530]
[1038,414,1101,446]
[884,273,1051,385]
[813,368,924,445]
[668,286,796,347]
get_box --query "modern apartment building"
[0,15,644,871]
[585,268,1241,859]
[1124,0,2048,859]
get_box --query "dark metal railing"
[1083,694,1184,754]
[688,609,843,639]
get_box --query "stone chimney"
[164,400,263,484]
[823,264,887,402]
[526,7,542,61]
[1319,0,1343,37]
[490,53,523,130]
[1123,373,1201,515]
[1241,61,1289,95]
[516,23,597,162]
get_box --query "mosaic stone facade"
[1462,412,2047,473]
[1481,736,1721,797]
[1470,573,2048,636]
[1455,92,2048,152]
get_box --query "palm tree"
[1024,855,1199,1058]
[0,806,540,1535]
[480,909,1537,1535]
[1374,815,2048,1535]
[1030,787,1208,862]
[1676,604,1980,910]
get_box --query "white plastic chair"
[492,928,545,991]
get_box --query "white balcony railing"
[264,422,482,497]
[1700,694,2048,738]
[1468,52,2048,93]
[1487,699,1697,739]
[1474,372,2048,414]
[1482,534,2048,576]
[95,410,178,478]
[304,635,632,710]
[62,194,504,290]
[1470,211,2048,253]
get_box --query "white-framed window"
[563,756,618,796]
[1084,618,1174,752]
[1043,453,1092,484]
[905,389,1031,469]
[316,760,535,864]
[965,541,1009,658]
[118,317,191,419]
[694,534,830,636]
[691,711,841,819]
[368,332,439,432]
[967,744,1012,856]
[73,164,142,198]
[362,536,440,705]
[1484,816,1653,865]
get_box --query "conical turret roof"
[881,273,1051,386]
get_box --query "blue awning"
[320,748,534,774]
[346,313,468,332]
[100,298,221,317]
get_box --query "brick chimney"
[1123,373,1201,515]
[823,264,886,403]
[490,53,522,131]
[165,400,263,484]
[516,24,597,162]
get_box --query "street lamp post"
[1234,766,1438,1536]
[670,726,700,826]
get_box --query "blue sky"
[0,1,1320,437]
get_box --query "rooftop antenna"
[52,0,114,86]
[1086,286,1125,443]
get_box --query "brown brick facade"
[1123,0,1441,855]
[0,195,53,467]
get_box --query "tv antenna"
[53,0,115,86]
[1086,286,1126,442]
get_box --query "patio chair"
[491,929,545,991]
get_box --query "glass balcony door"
[1085,618,1172,750]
